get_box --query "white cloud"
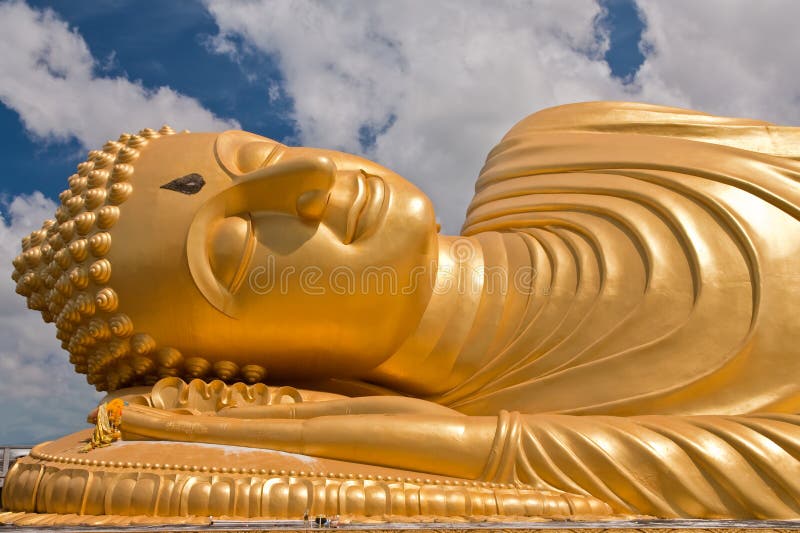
[0,193,102,444]
[204,0,800,232]
[0,1,241,445]
[203,0,630,233]
[632,0,800,125]
[0,0,239,150]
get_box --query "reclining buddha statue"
[5,102,800,524]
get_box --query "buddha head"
[13,127,438,390]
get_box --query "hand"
[216,395,464,419]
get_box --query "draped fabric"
[498,412,800,518]
[443,102,800,416]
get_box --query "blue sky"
[0,0,645,217]
[1,1,291,202]
[1,0,798,444]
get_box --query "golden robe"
[439,101,800,417]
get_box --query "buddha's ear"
[215,130,282,177]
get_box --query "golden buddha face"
[206,131,440,368]
[14,128,438,389]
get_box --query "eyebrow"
[160,173,206,195]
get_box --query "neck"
[367,232,532,396]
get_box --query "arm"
[121,404,800,518]
[216,395,464,419]
[121,403,496,480]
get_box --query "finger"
[216,396,464,419]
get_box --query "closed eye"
[161,173,206,195]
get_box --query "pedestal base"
[1,430,614,523]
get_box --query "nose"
[227,156,337,216]
[296,189,329,221]
[187,157,338,316]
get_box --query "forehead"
[132,133,231,192]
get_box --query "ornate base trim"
[2,431,613,520]
[0,511,210,527]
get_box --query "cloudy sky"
[1,0,798,444]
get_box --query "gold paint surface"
[8,103,800,521]
[2,429,612,520]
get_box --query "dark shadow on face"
[251,212,318,255]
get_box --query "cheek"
[374,197,437,258]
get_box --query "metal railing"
[0,446,32,490]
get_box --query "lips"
[345,173,386,244]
